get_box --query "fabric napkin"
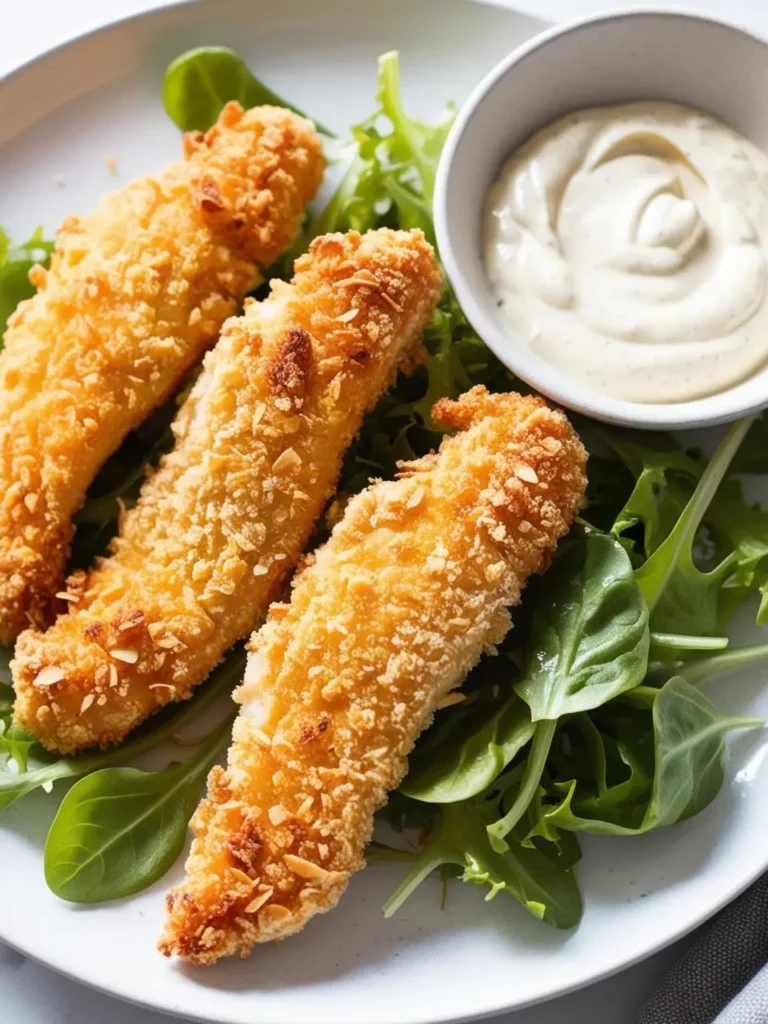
[638,872,768,1024]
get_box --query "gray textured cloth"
[638,873,768,1024]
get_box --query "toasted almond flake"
[97,695,107,706]
[405,486,425,509]
[449,617,470,627]
[284,854,330,880]
[308,666,323,678]
[293,490,310,502]
[437,692,466,710]
[296,795,314,817]
[149,683,176,693]
[268,805,289,826]
[253,564,269,577]
[340,271,378,288]
[147,621,166,639]
[80,694,95,714]
[259,904,292,926]
[55,591,80,603]
[110,648,138,664]
[273,553,287,562]
[252,727,272,747]
[514,462,539,483]
[156,636,180,649]
[365,746,389,759]
[34,666,64,688]
[245,889,273,914]
[317,843,329,861]
[334,307,359,323]
[381,291,403,312]
[252,402,266,427]
[328,374,343,401]
[272,448,301,474]
[108,664,118,688]
[23,493,39,513]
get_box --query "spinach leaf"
[162,46,334,136]
[383,800,582,929]
[401,693,533,804]
[544,677,762,835]
[485,533,648,851]
[515,533,650,721]
[45,715,232,903]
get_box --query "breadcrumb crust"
[0,102,324,644]
[12,228,442,753]
[159,385,587,964]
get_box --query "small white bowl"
[435,9,768,429]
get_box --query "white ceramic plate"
[1,3,767,1023]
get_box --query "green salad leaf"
[544,677,762,836]
[45,714,232,903]
[401,692,534,804]
[0,226,53,336]
[384,799,582,929]
[515,533,650,721]
[2,46,766,924]
[162,46,334,136]
[0,650,244,813]
[636,417,754,634]
[486,533,649,852]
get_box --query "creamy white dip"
[485,101,768,403]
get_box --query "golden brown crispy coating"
[159,385,587,964]
[0,102,324,644]
[12,228,442,753]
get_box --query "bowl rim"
[434,5,768,430]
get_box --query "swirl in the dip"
[485,101,768,403]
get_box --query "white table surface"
[1,0,765,1021]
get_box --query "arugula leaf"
[162,46,334,136]
[0,226,54,336]
[635,417,754,634]
[383,800,582,929]
[544,677,762,836]
[707,482,768,626]
[378,52,456,214]
[45,714,232,903]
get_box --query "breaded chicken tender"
[0,101,324,644]
[159,385,587,964]
[12,228,442,754]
